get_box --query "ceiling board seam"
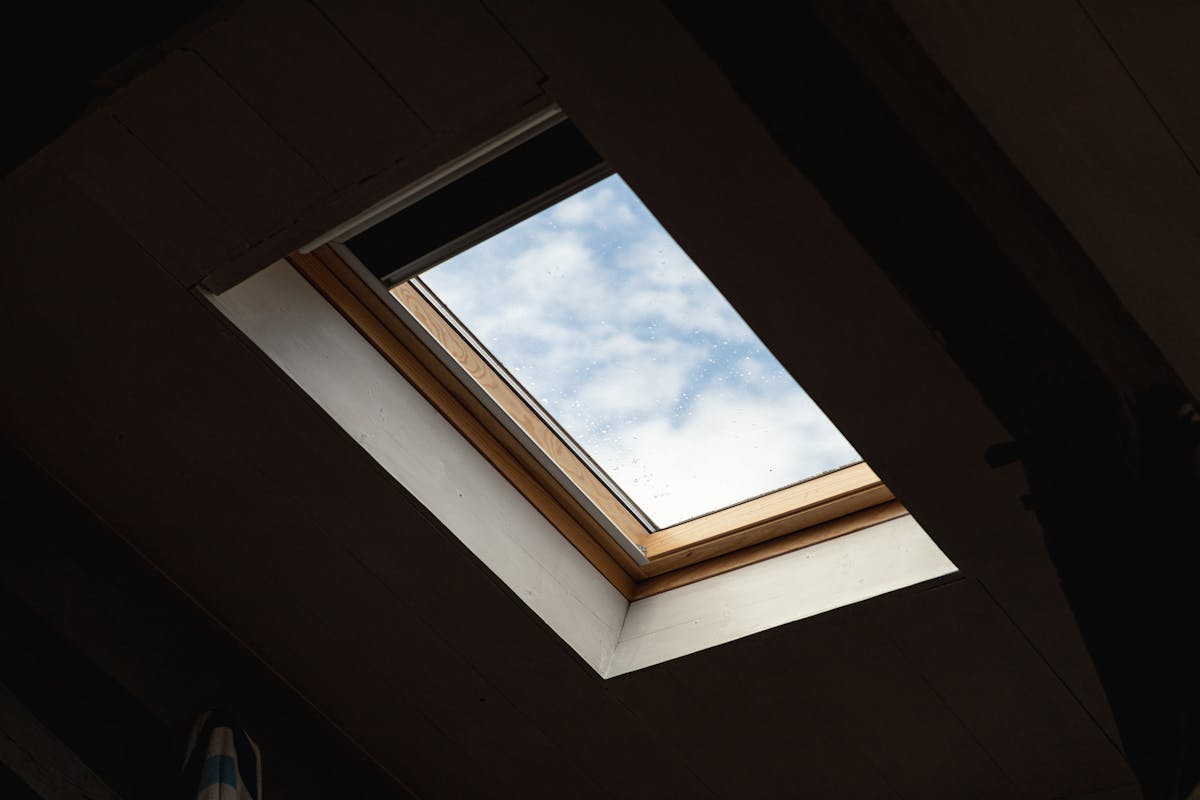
[304,0,434,136]
[1075,0,1200,182]
[1050,781,1141,800]
[193,281,472,497]
[599,678,724,799]
[479,0,553,88]
[773,624,919,800]
[52,156,206,295]
[662,658,902,799]
[863,601,1028,796]
[111,52,333,250]
[96,114,251,287]
[207,487,588,798]
[973,580,1128,761]
[0,435,421,799]
[182,47,334,196]
[327,510,620,800]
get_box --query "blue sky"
[419,175,858,528]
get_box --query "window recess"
[288,115,904,600]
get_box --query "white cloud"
[419,175,858,529]
[549,184,637,228]
[569,339,705,420]
[620,229,752,341]
[589,387,859,527]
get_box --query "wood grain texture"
[392,280,894,575]
[306,246,905,596]
[392,280,653,550]
[632,501,909,599]
[311,246,649,580]
[644,462,890,569]
[290,248,641,596]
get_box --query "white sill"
[211,261,956,677]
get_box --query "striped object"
[182,711,261,800]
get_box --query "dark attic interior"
[4,3,1200,799]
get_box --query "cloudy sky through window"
[419,174,859,528]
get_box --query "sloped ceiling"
[5,2,1198,798]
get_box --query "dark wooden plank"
[0,169,607,800]
[316,0,544,133]
[363,539,717,799]
[0,659,131,800]
[772,610,1020,799]
[51,112,247,288]
[0,172,452,800]
[613,607,1015,799]
[0,606,171,800]
[806,0,1168,745]
[0,762,40,800]
[2,5,1160,798]
[483,0,1019,582]
[195,0,431,189]
[609,667,782,799]
[0,440,424,800]
[200,92,554,294]
[208,258,702,797]
[113,51,330,243]
[485,2,1132,783]
[645,623,903,799]
[1082,0,1200,176]
[266,548,610,800]
[890,0,1200,399]
[1064,785,1143,800]
[869,579,1133,797]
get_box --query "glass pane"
[417,175,859,529]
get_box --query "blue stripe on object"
[198,755,238,792]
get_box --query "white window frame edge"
[209,262,956,677]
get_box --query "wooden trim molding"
[631,500,909,599]
[392,279,654,552]
[643,462,890,574]
[288,245,904,599]
[289,247,641,598]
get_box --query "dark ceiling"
[4,2,1200,798]
[1,2,223,175]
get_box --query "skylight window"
[416,175,859,528]
[233,111,952,674]
[291,114,904,600]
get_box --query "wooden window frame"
[289,245,905,600]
